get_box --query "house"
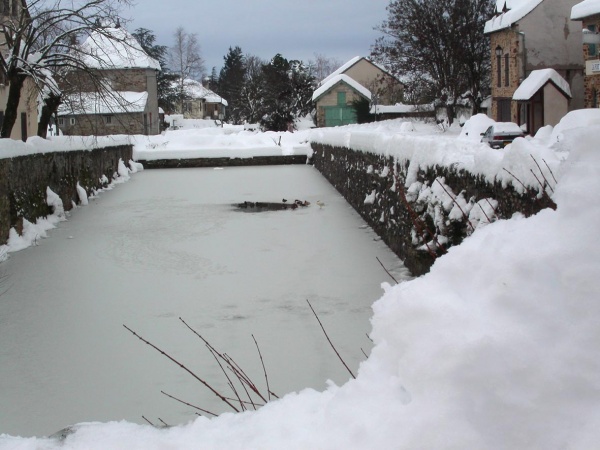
[484,0,585,134]
[58,26,161,136]
[173,78,227,120]
[513,68,572,132]
[312,57,403,127]
[0,0,38,141]
[571,0,600,107]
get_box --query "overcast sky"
[125,0,391,75]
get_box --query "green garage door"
[324,106,357,127]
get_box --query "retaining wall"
[0,145,132,245]
[138,155,308,169]
[311,143,555,276]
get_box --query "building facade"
[58,26,161,136]
[571,0,600,108]
[485,0,585,129]
[312,57,403,128]
[173,79,227,120]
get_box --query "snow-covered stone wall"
[311,143,555,275]
[0,145,132,245]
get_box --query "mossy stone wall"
[0,145,132,245]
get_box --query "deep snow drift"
[2,111,600,448]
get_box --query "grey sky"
[125,0,391,74]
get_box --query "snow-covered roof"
[319,56,398,87]
[513,68,571,100]
[571,0,600,19]
[312,74,371,102]
[58,91,149,116]
[79,27,161,71]
[484,0,544,33]
[178,79,228,106]
[319,56,362,86]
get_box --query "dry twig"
[306,299,355,379]
[376,257,398,284]
[252,334,272,401]
[123,324,240,412]
[542,158,558,184]
[435,179,475,232]
[161,391,217,417]
[530,155,554,193]
[142,416,155,427]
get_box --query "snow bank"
[309,117,558,192]
[0,135,132,160]
[458,113,495,141]
[132,128,312,160]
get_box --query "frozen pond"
[0,165,409,438]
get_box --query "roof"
[571,0,600,19]
[312,74,371,102]
[79,27,161,71]
[318,56,399,87]
[178,79,228,106]
[58,90,149,115]
[484,0,544,33]
[513,68,571,100]
[319,56,362,86]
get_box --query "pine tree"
[217,46,246,123]
[132,28,179,114]
[260,54,294,131]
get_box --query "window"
[588,25,597,57]
[103,115,113,124]
[70,118,76,125]
[504,54,510,87]
[496,47,502,88]
[58,118,64,126]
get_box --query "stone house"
[312,57,403,127]
[571,0,600,108]
[58,26,161,136]
[484,0,585,133]
[0,0,38,141]
[173,79,227,120]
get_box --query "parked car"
[481,122,525,149]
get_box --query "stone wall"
[311,143,555,276]
[0,145,132,245]
[139,154,308,169]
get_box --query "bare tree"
[0,0,134,138]
[371,0,494,122]
[308,53,343,82]
[169,26,205,114]
[240,54,265,123]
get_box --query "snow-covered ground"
[2,110,600,448]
